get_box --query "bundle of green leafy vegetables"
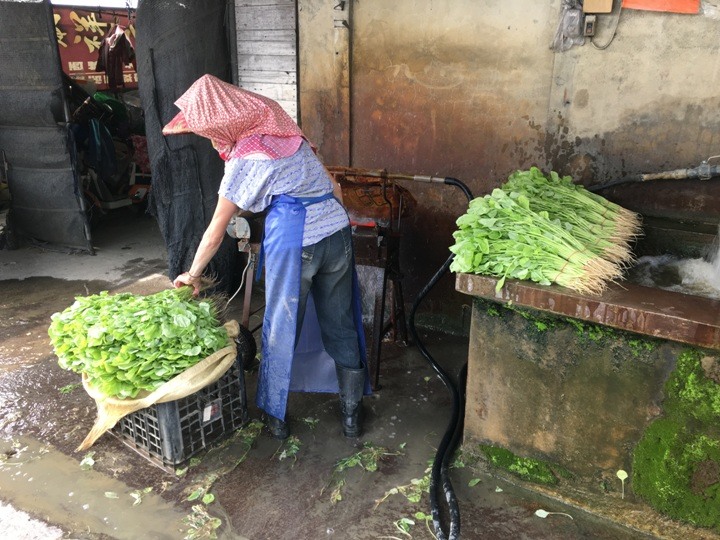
[449,168,640,295]
[48,287,229,399]
[502,168,641,265]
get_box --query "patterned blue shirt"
[218,141,349,246]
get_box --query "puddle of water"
[0,436,187,539]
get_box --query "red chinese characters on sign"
[53,7,138,91]
[621,0,700,13]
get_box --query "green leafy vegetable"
[449,168,641,295]
[48,288,228,399]
[503,167,641,265]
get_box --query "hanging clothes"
[96,24,136,92]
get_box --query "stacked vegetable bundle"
[449,167,641,295]
[49,288,229,399]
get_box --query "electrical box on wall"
[584,14,597,36]
[583,0,613,13]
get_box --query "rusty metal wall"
[299,0,720,326]
[298,0,351,165]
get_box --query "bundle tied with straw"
[449,168,642,295]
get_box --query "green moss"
[479,445,558,486]
[632,348,720,530]
[552,463,575,480]
[566,318,608,342]
[664,349,720,423]
[480,298,660,352]
[632,419,720,530]
[627,337,658,357]
[503,304,558,334]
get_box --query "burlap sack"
[76,320,240,451]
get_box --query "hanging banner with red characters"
[621,0,700,13]
[53,7,138,91]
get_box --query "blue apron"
[255,193,370,421]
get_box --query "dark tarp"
[136,0,241,293]
[0,0,91,252]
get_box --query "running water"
[629,225,720,300]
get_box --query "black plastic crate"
[111,356,248,470]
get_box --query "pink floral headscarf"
[162,74,306,161]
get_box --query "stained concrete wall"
[299,1,720,327]
[463,301,680,481]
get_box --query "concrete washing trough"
[456,223,720,537]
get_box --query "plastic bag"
[551,0,586,52]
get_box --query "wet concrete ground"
[0,209,716,539]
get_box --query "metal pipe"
[638,163,720,182]
[589,159,720,192]
[327,166,451,184]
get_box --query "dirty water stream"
[629,224,720,299]
[0,436,188,539]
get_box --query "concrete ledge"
[456,273,720,351]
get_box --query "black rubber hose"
[408,177,472,540]
[586,178,638,192]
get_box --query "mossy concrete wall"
[463,300,678,482]
[464,299,720,531]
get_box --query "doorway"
[0,0,150,254]
[54,3,151,239]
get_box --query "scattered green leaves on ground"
[48,288,228,399]
[535,508,573,520]
[323,442,401,504]
[130,487,152,506]
[375,466,431,508]
[616,470,628,499]
[273,435,301,464]
[187,488,215,505]
[180,421,263,540]
[394,516,415,537]
[386,513,436,540]
[233,420,264,462]
[187,473,219,503]
[414,511,437,539]
[183,504,222,540]
[301,417,319,429]
[79,451,95,470]
[58,383,81,394]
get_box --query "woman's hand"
[172,196,240,297]
[173,272,202,296]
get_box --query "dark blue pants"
[295,226,361,369]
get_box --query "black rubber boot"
[336,365,365,438]
[267,415,289,440]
